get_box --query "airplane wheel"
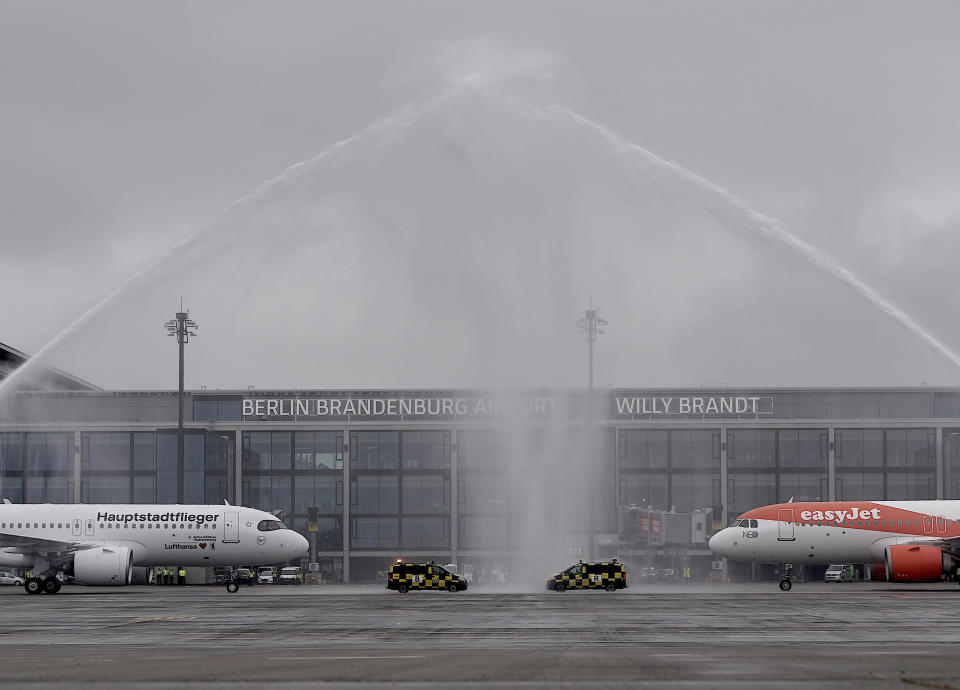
[779,579,792,591]
[397,584,409,594]
[24,578,43,595]
[42,577,60,594]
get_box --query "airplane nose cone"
[708,530,728,557]
[295,532,309,557]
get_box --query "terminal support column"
[73,429,82,503]
[827,427,836,501]
[936,426,944,500]
[719,426,728,528]
[342,428,350,583]
[450,428,458,566]
[234,429,243,505]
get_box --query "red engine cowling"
[885,545,947,582]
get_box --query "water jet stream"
[0,103,422,404]
[3,87,958,406]
[559,106,960,373]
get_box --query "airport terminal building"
[2,345,959,582]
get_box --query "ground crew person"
[178,567,186,585]
[155,567,162,585]
[164,568,171,585]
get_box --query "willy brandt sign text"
[614,396,774,417]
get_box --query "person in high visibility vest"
[178,567,186,585]
[155,567,162,585]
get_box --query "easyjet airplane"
[0,500,309,595]
[709,500,960,590]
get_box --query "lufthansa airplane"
[0,500,309,594]
[709,500,960,590]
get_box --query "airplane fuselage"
[0,503,309,570]
[709,501,960,566]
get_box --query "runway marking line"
[99,615,198,629]
[269,655,424,661]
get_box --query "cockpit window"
[257,520,285,531]
[750,519,758,528]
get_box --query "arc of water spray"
[0,103,422,403]
[5,81,958,402]
[559,106,960,373]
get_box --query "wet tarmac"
[2,582,960,688]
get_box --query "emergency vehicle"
[545,560,627,591]
[386,560,468,593]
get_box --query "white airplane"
[0,500,309,595]
[709,500,960,591]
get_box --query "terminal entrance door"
[223,511,239,543]
[777,509,795,541]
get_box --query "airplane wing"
[879,534,960,556]
[0,531,98,554]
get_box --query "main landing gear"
[24,576,61,595]
[23,556,62,595]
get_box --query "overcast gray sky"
[2,1,959,390]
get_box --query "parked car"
[234,567,256,585]
[257,567,278,585]
[278,566,304,585]
[824,564,852,582]
[0,571,24,586]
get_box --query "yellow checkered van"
[546,560,627,592]
[386,561,468,593]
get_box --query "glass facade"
[458,430,509,550]
[80,430,230,505]
[619,430,720,513]
[1,432,73,503]
[727,429,827,519]
[945,429,960,500]
[835,429,935,500]
[243,431,343,548]
[349,430,450,550]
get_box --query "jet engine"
[885,544,954,582]
[68,546,134,586]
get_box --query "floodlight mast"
[576,299,607,391]
[165,302,198,493]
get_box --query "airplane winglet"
[223,499,231,506]
[2,498,10,504]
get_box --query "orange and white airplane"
[708,500,960,590]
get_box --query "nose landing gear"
[778,563,794,591]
